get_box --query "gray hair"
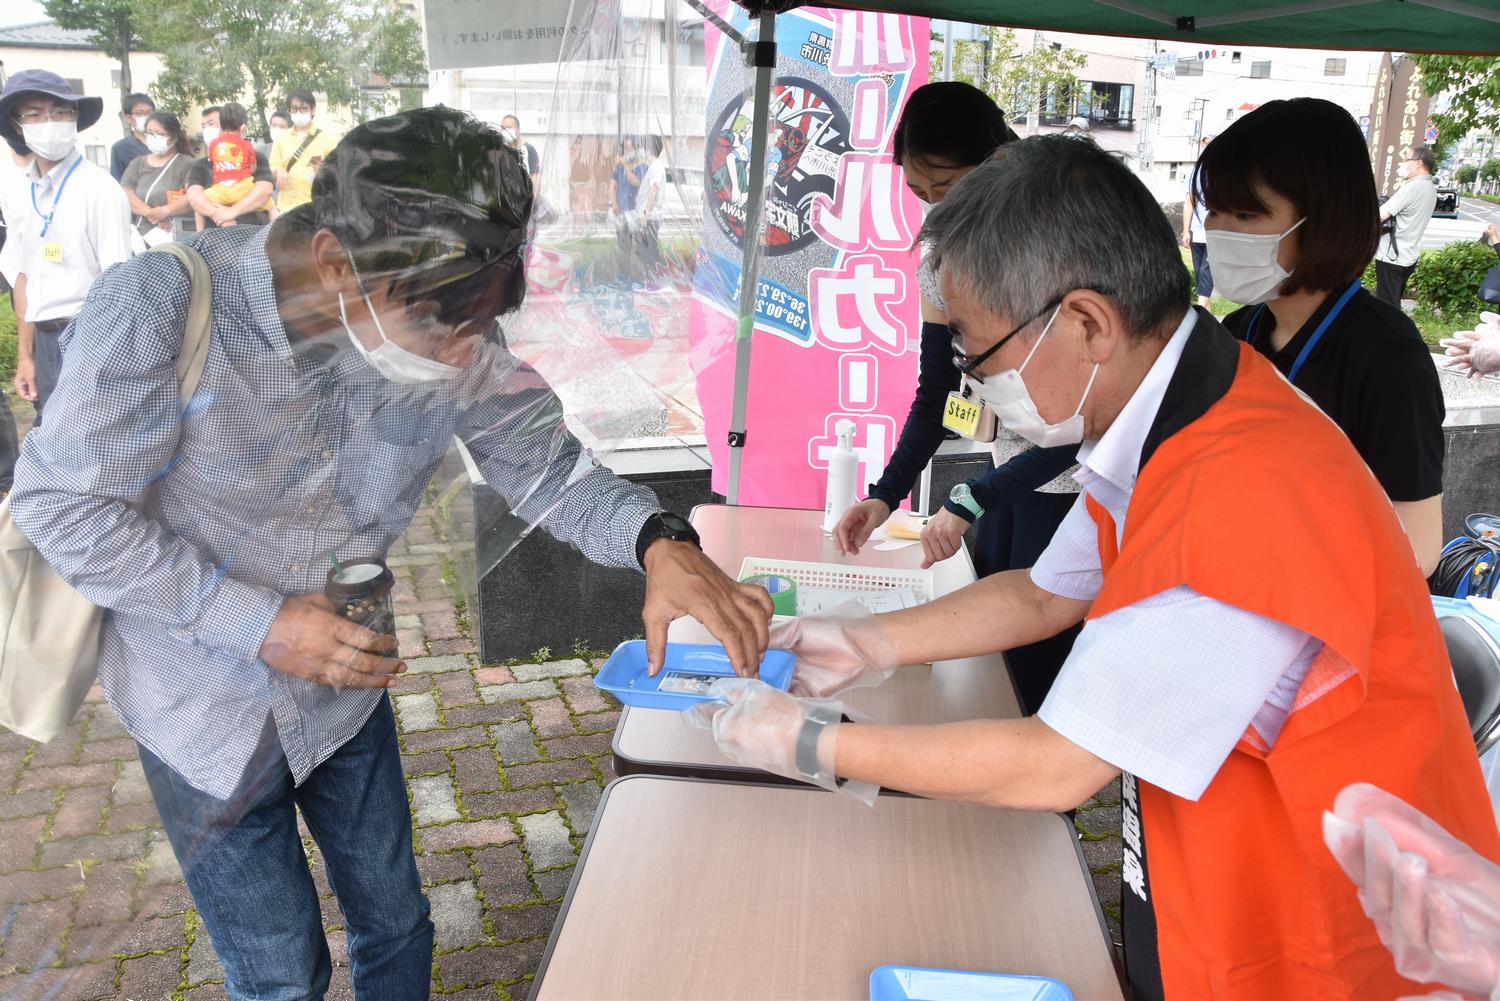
[919,135,1189,339]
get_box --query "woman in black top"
[1197,98,1445,574]
[830,81,1080,715]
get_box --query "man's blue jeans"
[137,695,432,1000]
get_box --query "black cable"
[1429,539,1500,598]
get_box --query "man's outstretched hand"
[641,539,774,677]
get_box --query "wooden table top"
[530,775,1125,1001]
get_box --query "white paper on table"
[797,586,919,615]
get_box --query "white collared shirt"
[0,148,133,322]
[1031,309,1321,801]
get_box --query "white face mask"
[201,125,220,147]
[919,198,934,218]
[21,120,77,161]
[1204,217,1306,306]
[270,126,289,144]
[337,259,466,384]
[969,304,1098,448]
[144,133,172,155]
[133,114,149,133]
[291,111,312,128]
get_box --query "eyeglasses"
[11,106,79,125]
[951,297,1064,381]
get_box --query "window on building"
[1325,57,1347,76]
[1040,81,1135,129]
[110,69,121,90]
[654,18,706,67]
[67,78,86,95]
[1169,161,1180,180]
[85,145,107,167]
[1226,108,1235,120]
[1178,60,1204,77]
[1250,61,1272,79]
[1232,51,1242,63]
[1153,105,1162,120]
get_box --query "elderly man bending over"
[692,135,1500,1001]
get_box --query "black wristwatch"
[635,511,702,568]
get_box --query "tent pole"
[725,8,777,506]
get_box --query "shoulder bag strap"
[133,155,178,226]
[283,129,320,174]
[145,243,213,400]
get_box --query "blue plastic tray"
[869,966,1074,1001]
[593,640,796,710]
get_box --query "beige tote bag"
[0,242,214,741]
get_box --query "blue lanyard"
[1247,279,1362,384]
[30,155,83,239]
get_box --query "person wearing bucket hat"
[9,105,773,999]
[0,69,131,422]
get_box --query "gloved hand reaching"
[1323,782,1500,1001]
[684,677,876,804]
[770,601,902,699]
[1440,312,1500,380]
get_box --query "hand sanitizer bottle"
[823,419,858,533]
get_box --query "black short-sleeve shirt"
[187,154,274,228]
[1222,285,1444,502]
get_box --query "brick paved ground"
[0,406,1123,998]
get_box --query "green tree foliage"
[1410,55,1500,150]
[1457,163,1480,188]
[43,0,139,94]
[930,27,1086,126]
[1483,158,1500,184]
[136,0,426,135]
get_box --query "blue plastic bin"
[869,965,1074,1001]
[593,640,796,710]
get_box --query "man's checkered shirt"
[11,224,660,800]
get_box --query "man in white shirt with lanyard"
[0,70,132,423]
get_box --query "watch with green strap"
[946,482,984,522]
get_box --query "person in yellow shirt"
[269,89,339,210]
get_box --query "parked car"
[1434,184,1461,219]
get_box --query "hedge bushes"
[1407,241,1497,317]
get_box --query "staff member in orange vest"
[690,135,1500,1000]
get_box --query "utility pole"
[1138,43,1157,172]
[942,21,954,82]
[1026,30,1042,136]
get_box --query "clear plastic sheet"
[0,16,725,984]
[0,2,912,988]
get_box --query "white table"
[611,505,1021,787]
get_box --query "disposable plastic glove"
[1440,312,1500,379]
[770,601,902,699]
[1323,782,1500,1001]
[684,677,877,805]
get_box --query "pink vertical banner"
[690,5,930,509]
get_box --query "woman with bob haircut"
[1195,97,1445,574]
[831,80,1080,715]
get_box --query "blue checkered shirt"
[11,225,660,799]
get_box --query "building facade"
[0,21,167,169]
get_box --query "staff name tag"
[42,242,64,263]
[942,391,983,437]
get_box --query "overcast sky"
[1,1,50,28]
